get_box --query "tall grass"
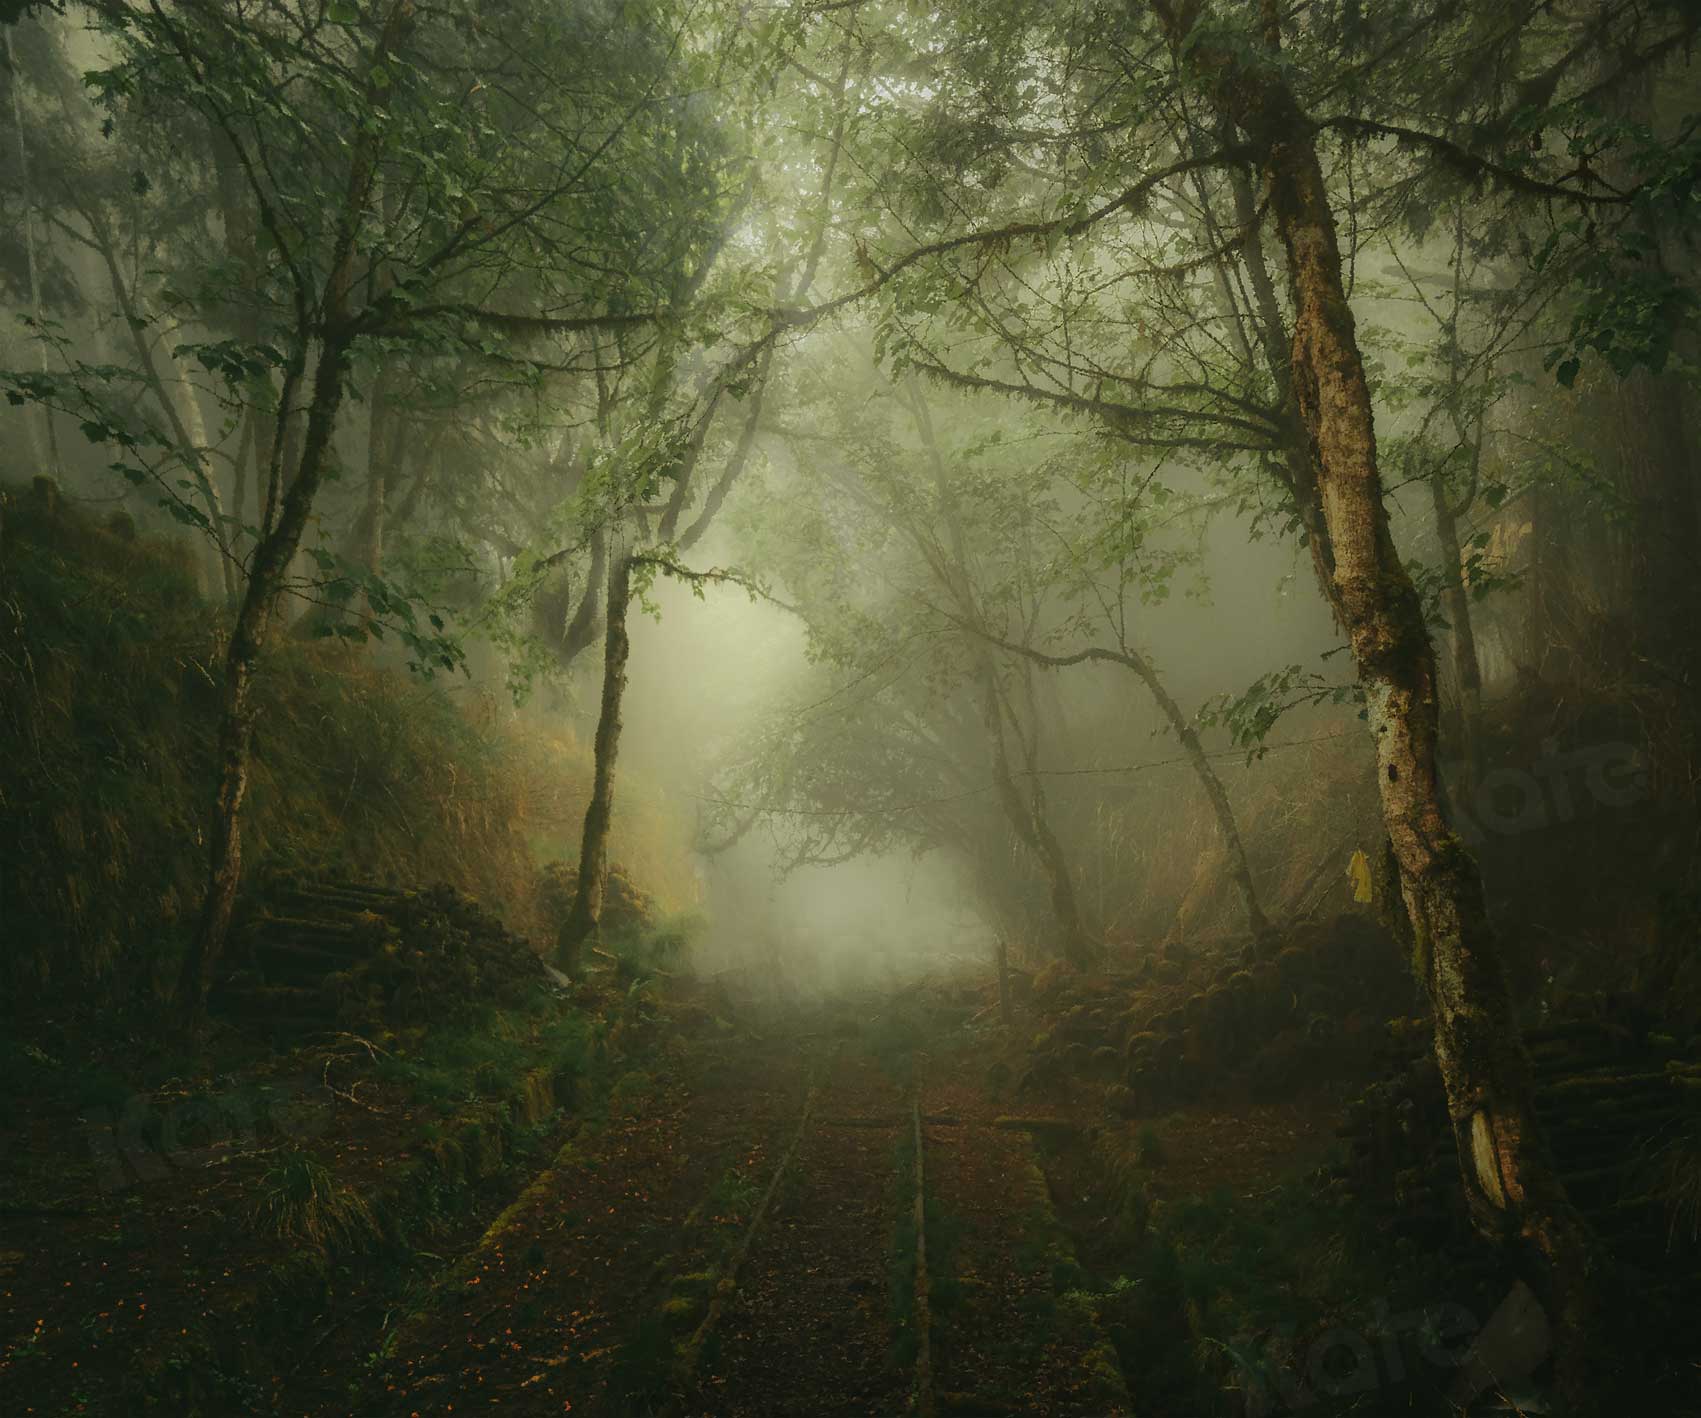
[248,1147,379,1256]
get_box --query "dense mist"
[3,1,1698,1413]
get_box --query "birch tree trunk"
[5,27,61,480]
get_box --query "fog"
[1,0,1688,999]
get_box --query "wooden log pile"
[210,875,543,1038]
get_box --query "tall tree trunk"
[976,661,1093,969]
[71,199,239,602]
[5,26,61,479]
[389,428,440,534]
[1127,654,1269,938]
[170,368,239,605]
[1613,366,1699,699]
[1429,467,1486,792]
[354,365,393,575]
[176,337,350,1022]
[1158,0,1600,1390]
[557,552,634,974]
[175,0,404,1026]
[1432,208,1489,793]
[1226,162,1348,625]
[229,406,256,539]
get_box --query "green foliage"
[603,913,701,982]
[708,1164,762,1221]
[1198,661,1360,756]
[376,1003,587,1114]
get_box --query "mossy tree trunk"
[969,631,1269,941]
[175,0,408,1024]
[177,331,352,1023]
[557,551,634,974]
[1154,0,1600,1391]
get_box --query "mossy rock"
[659,1293,705,1331]
[1032,959,1077,1001]
[1125,1028,1160,1061]
[1089,1045,1122,1076]
[1103,1083,1140,1119]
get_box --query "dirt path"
[919,1070,1133,1417]
[358,1000,1156,1417]
[363,1029,813,1416]
[684,1049,910,1417]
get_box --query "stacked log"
[210,875,542,1038]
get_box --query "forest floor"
[0,972,1376,1417]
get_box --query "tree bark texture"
[557,552,634,974]
[177,332,353,1021]
[1153,0,1600,1388]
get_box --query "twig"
[322,1058,381,1112]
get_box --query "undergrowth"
[1041,1125,1494,1417]
[0,484,693,1023]
[376,996,590,1113]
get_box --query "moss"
[1124,1029,1160,1062]
[659,1294,705,1330]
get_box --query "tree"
[1153,0,1603,1389]
[805,0,1693,1382]
[19,0,736,1024]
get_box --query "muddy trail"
[355,993,1141,1417]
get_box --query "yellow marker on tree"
[1347,849,1374,903]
